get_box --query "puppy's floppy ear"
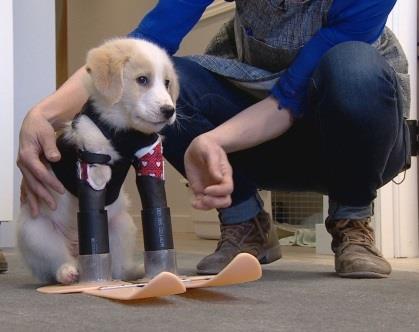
[85,45,129,105]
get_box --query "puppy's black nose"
[161,105,175,119]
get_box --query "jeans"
[161,41,409,224]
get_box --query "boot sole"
[197,245,283,275]
[338,271,390,279]
[0,263,8,273]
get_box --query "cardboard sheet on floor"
[37,272,186,300]
[37,280,131,294]
[36,253,262,300]
[84,272,186,300]
[181,253,262,289]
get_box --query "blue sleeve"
[128,0,213,55]
[271,0,397,118]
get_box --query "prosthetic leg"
[134,141,177,278]
[77,140,177,281]
[77,151,112,283]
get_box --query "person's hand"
[17,109,65,217]
[184,134,233,210]
[17,66,89,217]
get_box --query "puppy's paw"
[88,164,112,189]
[56,263,79,285]
[77,163,112,190]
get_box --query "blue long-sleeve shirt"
[129,0,397,118]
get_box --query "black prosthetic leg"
[137,176,177,278]
[77,151,112,282]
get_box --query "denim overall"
[163,0,411,223]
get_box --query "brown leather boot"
[325,218,391,278]
[0,249,8,273]
[196,210,282,275]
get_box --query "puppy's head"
[85,38,179,134]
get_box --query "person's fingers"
[191,198,213,210]
[184,136,232,207]
[204,153,233,196]
[187,177,204,196]
[38,129,61,162]
[189,150,230,196]
[20,180,28,204]
[18,150,65,194]
[19,166,57,210]
[204,183,233,197]
[26,186,40,218]
[205,150,224,182]
[192,194,232,210]
[204,174,233,196]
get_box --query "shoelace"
[217,223,254,250]
[216,215,270,251]
[335,220,375,251]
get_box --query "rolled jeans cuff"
[328,200,373,220]
[218,192,264,225]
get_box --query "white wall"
[0,0,56,247]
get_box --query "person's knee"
[318,41,390,84]
[314,41,396,117]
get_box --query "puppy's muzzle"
[160,105,175,120]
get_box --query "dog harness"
[51,100,163,206]
[51,100,174,271]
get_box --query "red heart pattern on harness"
[136,142,164,179]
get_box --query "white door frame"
[0,0,14,223]
[375,0,418,258]
[0,0,15,247]
[0,0,56,248]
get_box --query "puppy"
[17,38,179,284]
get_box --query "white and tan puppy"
[17,38,179,284]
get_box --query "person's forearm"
[34,66,90,129]
[205,96,293,153]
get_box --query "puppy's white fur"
[17,38,179,284]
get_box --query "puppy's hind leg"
[108,209,143,281]
[17,212,78,284]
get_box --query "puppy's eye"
[164,80,170,89]
[136,76,149,86]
